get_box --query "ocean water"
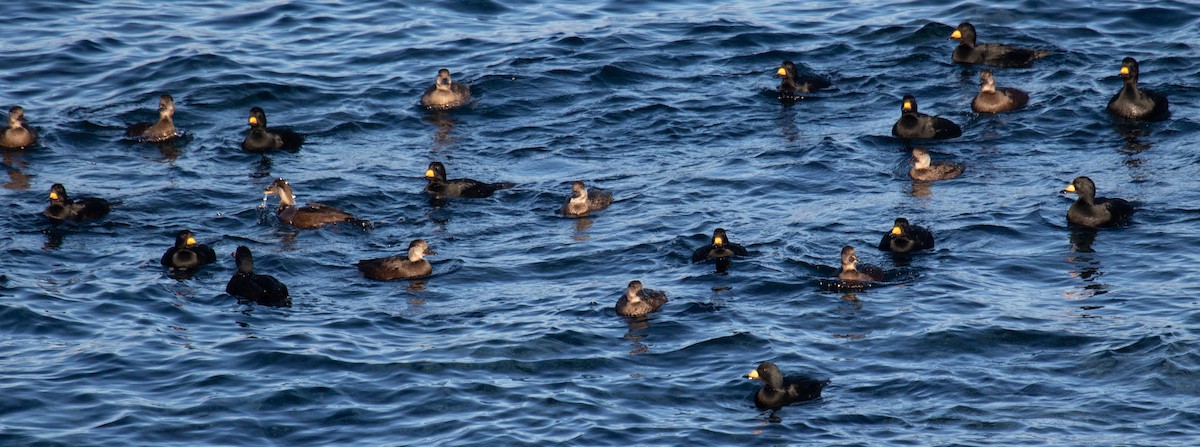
[2,0,1199,445]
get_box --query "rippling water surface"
[3,0,1200,445]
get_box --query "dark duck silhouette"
[950,22,1049,68]
[357,239,436,280]
[1107,57,1169,121]
[615,280,668,317]
[562,181,613,217]
[744,362,829,410]
[263,178,360,229]
[125,94,177,142]
[838,246,883,282]
[692,228,750,271]
[161,230,218,270]
[43,183,111,222]
[423,161,513,199]
[421,68,472,110]
[775,60,831,100]
[909,147,964,181]
[878,218,935,253]
[892,95,961,140]
[242,107,304,152]
[1064,176,1134,228]
[226,246,290,307]
[972,69,1028,113]
[0,106,36,149]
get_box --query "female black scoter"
[423,162,513,199]
[892,95,961,140]
[562,181,613,217]
[161,229,217,270]
[357,239,436,280]
[1107,57,1169,121]
[744,361,829,410]
[775,60,831,100]
[972,69,1028,113]
[0,106,36,149]
[242,107,304,152]
[263,178,361,229]
[615,280,668,317]
[421,69,472,110]
[878,218,935,253]
[125,94,176,142]
[226,246,290,307]
[1064,176,1134,228]
[909,147,964,181]
[838,246,884,282]
[43,183,111,222]
[950,22,1049,68]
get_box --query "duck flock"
[3,21,1170,410]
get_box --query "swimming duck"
[892,95,961,140]
[878,218,935,253]
[776,60,831,100]
[242,107,304,152]
[125,94,176,142]
[161,229,218,270]
[909,147,964,181]
[615,280,668,317]
[43,183,111,222]
[950,22,1049,68]
[692,228,750,263]
[0,106,36,149]
[744,362,829,410]
[423,162,512,199]
[972,69,1028,113]
[1107,57,1169,121]
[263,178,360,229]
[421,69,472,110]
[838,246,883,282]
[1064,176,1134,228]
[357,239,436,280]
[562,181,613,217]
[226,246,290,307]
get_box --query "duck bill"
[891,227,902,235]
[775,67,787,77]
[424,169,436,178]
[745,369,760,380]
[186,236,197,246]
[1120,66,1129,76]
[1064,184,1076,193]
[950,30,961,39]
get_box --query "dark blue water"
[3,1,1199,445]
